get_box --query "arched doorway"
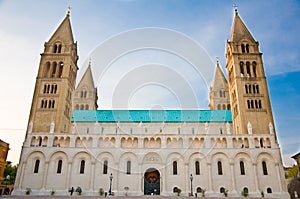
[144,168,160,195]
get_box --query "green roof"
[72,110,232,123]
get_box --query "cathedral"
[13,8,289,198]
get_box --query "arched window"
[245,85,248,94]
[80,104,84,110]
[53,44,57,53]
[173,161,178,175]
[34,159,40,173]
[255,100,258,109]
[240,62,245,77]
[45,62,51,77]
[85,104,89,110]
[217,161,223,175]
[227,104,231,110]
[256,85,259,94]
[51,62,57,77]
[267,187,272,193]
[222,104,226,110]
[245,44,249,53]
[240,161,245,175]
[103,160,108,174]
[80,160,85,174]
[196,187,202,193]
[251,100,254,109]
[195,161,200,175]
[220,187,225,193]
[258,100,262,109]
[217,104,221,110]
[57,160,62,174]
[247,100,251,109]
[126,160,131,175]
[243,187,249,195]
[262,161,268,175]
[173,187,178,193]
[57,44,62,53]
[58,62,64,77]
[241,44,245,53]
[246,62,251,77]
[252,62,257,77]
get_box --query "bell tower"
[27,11,78,134]
[225,9,275,135]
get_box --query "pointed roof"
[48,13,74,43]
[76,61,95,90]
[230,10,255,43]
[212,60,228,89]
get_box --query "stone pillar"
[66,161,72,189]
[185,163,189,194]
[16,161,26,189]
[162,165,167,195]
[275,162,283,192]
[207,162,212,192]
[252,163,259,192]
[229,159,236,193]
[42,161,49,189]
[90,160,95,191]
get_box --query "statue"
[269,122,274,134]
[247,122,252,134]
[50,121,55,133]
[226,122,231,134]
[28,121,33,134]
[205,122,209,133]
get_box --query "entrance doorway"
[144,168,160,195]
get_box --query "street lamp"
[109,173,113,196]
[189,173,193,197]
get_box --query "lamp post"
[189,174,193,197]
[109,173,113,196]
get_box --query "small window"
[240,62,245,77]
[80,160,85,174]
[262,161,268,175]
[245,44,249,53]
[240,161,245,175]
[126,160,131,175]
[103,160,108,174]
[218,161,223,175]
[195,161,200,175]
[34,159,40,173]
[243,187,249,195]
[173,161,178,175]
[241,44,245,53]
[267,187,272,193]
[57,160,62,174]
[246,62,251,77]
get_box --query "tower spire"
[67,5,71,16]
[233,3,238,16]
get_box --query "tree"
[2,161,18,185]
[287,166,299,178]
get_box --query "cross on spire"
[67,5,71,16]
[233,3,238,15]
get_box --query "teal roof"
[72,110,232,123]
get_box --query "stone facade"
[13,9,289,198]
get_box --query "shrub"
[76,186,82,195]
[99,188,104,196]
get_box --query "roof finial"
[216,56,219,64]
[88,58,92,67]
[233,2,238,16]
[67,5,71,16]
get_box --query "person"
[70,187,74,196]
[105,192,107,197]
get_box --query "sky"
[0,0,299,166]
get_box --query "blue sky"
[0,0,299,166]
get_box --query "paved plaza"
[0,196,270,199]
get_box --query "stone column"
[16,162,26,189]
[42,161,49,189]
[275,162,283,192]
[90,160,95,191]
[66,161,72,189]
[185,163,189,194]
[252,163,259,192]
[229,159,236,193]
[207,162,212,192]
